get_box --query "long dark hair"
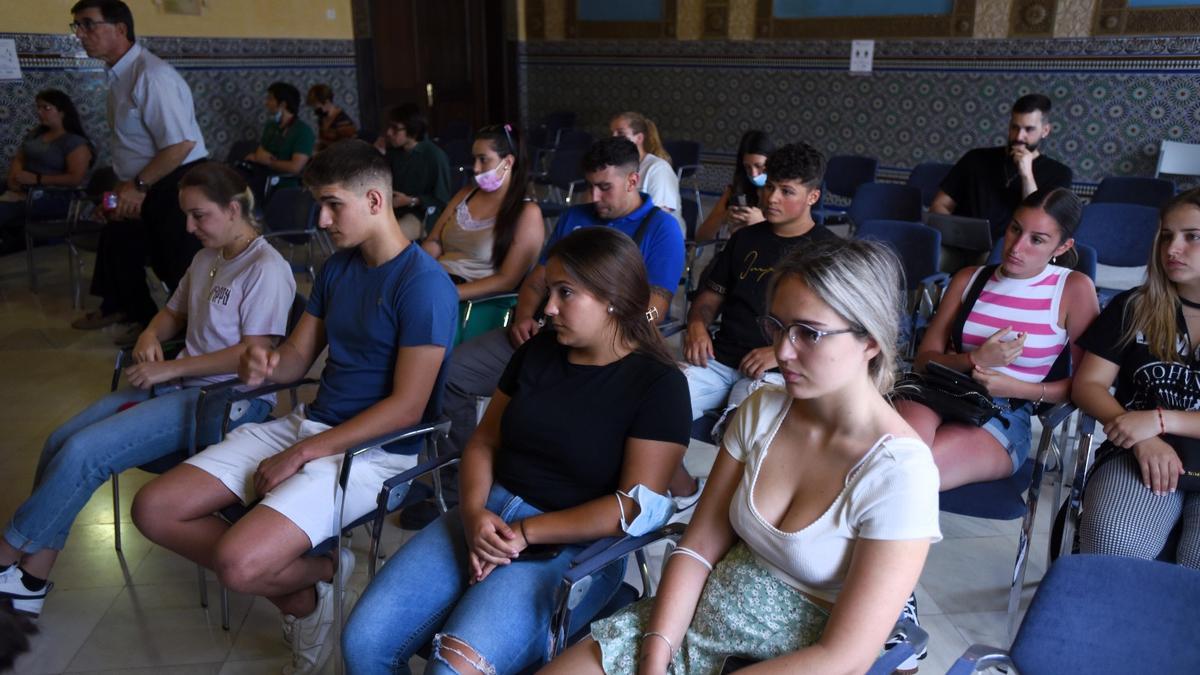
[34,89,89,143]
[731,129,774,207]
[546,227,675,366]
[474,124,530,268]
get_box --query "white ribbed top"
[723,387,942,603]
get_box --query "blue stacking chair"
[1091,176,1175,209]
[987,239,1099,283]
[939,403,1078,640]
[846,183,924,231]
[534,147,587,221]
[856,219,949,357]
[262,186,327,282]
[664,139,704,222]
[948,555,1200,674]
[812,155,878,224]
[906,161,954,209]
[1072,202,1159,307]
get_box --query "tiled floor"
[2,244,1071,674]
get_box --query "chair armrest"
[1038,401,1076,429]
[110,339,188,391]
[378,447,462,512]
[563,523,686,585]
[209,377,320,404]
[946,644,1013,675]
[1077,412,1096,436]
[338,417,453,486]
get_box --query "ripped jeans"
[343,483,627,675]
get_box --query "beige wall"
[13,0,353,39]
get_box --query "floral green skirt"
[590,542,830,674]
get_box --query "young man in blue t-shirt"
[132,140,458,674]
[427,138,684,520]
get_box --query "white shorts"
[185,407,418,547]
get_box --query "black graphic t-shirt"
[700,221,838,368]
[1077,289,1200,414]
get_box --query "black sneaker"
[885,593,927,673]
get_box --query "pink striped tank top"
[960,265,1069,383]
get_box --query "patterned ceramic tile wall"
[0,34,357,174]
[519,36,1200,193]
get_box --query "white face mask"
[616,485,676,536]
[474,161,509,192]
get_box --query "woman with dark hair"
[242,81,315,194]
[344,227,691,675]
[306,83,357,152]
[0,162,294,619]
[422,124,545,299]
[1072,187,1200,567]
[545,238,940,675]
[695,130,774,241]
[1,89,94,253]
[897,187,1099,489]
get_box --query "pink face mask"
[474,162,509,192]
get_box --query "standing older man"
[69,0,209,344]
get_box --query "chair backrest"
[262,187,317,236]
[437,119,471,143]
[546,147,587,191]
[1074,202,1159,268]
[824,155,879,200]
[556,130,593,153]
[457,294,518,346]
[905,162,953,208]
[848,183,923,227]
[356,128,378,144]
[681,198,699,241]
[987,239,1098,282]
[1091,176,1175,209]
[441,138,473,172]
[856,220,940,291]
[541,111,576,136]
[663,139,702,177]
[1156,139,1200,178]
[1010,555,1200,674]
[226,139,259,165]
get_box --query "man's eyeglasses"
[757,315,862,347]
[69,19,116,34]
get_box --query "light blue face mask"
[272,110,284,123]
[616,485,676,537]
[750,172,768,188]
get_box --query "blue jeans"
[343,483,628,675]
[4,385,270,553]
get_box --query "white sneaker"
[672,476,707,513]
[0,563,51,617]
[281,613,296,646]
[281,548,357,675]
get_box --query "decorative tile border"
[520,36,1200,191]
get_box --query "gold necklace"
[209,233,258,279]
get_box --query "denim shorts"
[981,397,1033,473]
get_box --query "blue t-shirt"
[305,244,458,432]
[540,193,685,295]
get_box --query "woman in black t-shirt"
[1073,188,1200,568]
[343,227,691,674]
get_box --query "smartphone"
[516,544,564,562]
[731,192,748,209]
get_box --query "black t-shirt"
[1077,289,1200,413]
[940,146,1073,240]
[493,331,691,512]
[701,221,839,367]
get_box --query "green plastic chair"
[456,293,519,345]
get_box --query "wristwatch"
[133,175,149,193]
